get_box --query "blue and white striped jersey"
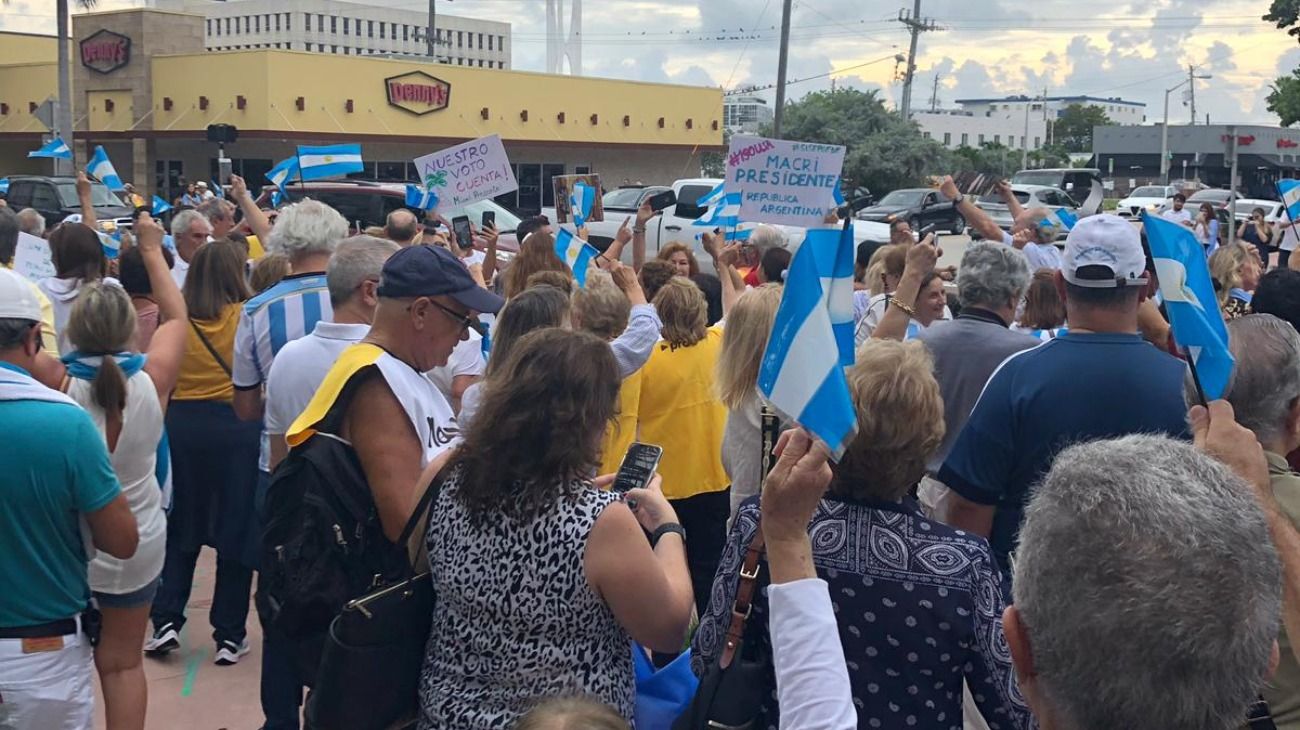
[232,273,333,390]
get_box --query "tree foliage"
[1266,0,1300,41]
[1269,69,1300,127]
[1052,104,1111,153]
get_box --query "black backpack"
[255,370,406,643]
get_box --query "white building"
[954,95,1146,126]
[150,0,511,68]
[723,95,773,134]
[913,110,1048,151]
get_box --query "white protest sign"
[726,134,845,228]
[13,232,55,282]
[412,134,518,209]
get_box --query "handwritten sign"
[13,232,55,283]
[412,134,518,209]
[726,134,845,228]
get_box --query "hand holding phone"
[613,442,663,493]
[647,190,677,212]
[452,215,473,251]
[481,211,496,229]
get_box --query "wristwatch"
[651,522,686,547]
[951,193,965,206]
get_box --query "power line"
[725,53,902,96]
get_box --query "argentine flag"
[555,229,599,288]
[406,184,439,210]
[266,157,300,190]
[87,146,124,191]
[29,137,72,159]
[210,179,225,199]
[569,181,596,227]
[296,144,364,181]
[758,233,858,459]
[1142,211,1234,399]
[1279,179,1300,223]
[151,195,172,216]
[693,192,742,228]
[100,232,120,260]
[1046,207,1078,232]
[696,181,726,208]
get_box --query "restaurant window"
[377,161,408,181]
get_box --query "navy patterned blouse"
[691,495,1034,730]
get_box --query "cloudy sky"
[3,0,1296,125]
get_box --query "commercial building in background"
[956,95,1147,125]
[913,109,1047,151]
[1093,124,1300,198]
[150,0,511,68]
[723,95,774,134]
[0,8,722,217]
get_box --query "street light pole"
[1160,71,1212,184]
[1021,95,1031,169]
[772,0,793,138]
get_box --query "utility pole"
[426,0,437,58]
[1188,65,1198,126]
[928,74,941,112]
[55,0,72,176]
[897,0,939,120]
[1228,124,1239,245]
[1021,95,1031,169]
[772,0,794,138]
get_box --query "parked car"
[1186,188,1239,209]
[1116,185,1177,219]
[1011,168,1104,216]
[1233,198,1286,224]
[3,175,134,233]
[256,179,521,261]
[974,184,1080,238]
[599,185,672,219]
[856,188,965,235]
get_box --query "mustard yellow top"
[174,303,241,401]
[286,343,384,447]
[599,369,643,477]
[635,327,728,501]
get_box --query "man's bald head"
[385,209,420,246]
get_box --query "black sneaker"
[213,637,250,666]
[144,623,180,655]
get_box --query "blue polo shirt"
[0,363,120,628]
[937,332,1189,579]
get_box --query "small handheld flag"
[29,138,72,160]
[569,181,596,227]
[296,144,364,181]
[1046,207,1078,232]
[406,185,440,211]
[210,179,225,199]
[696,182,726,208]
[151,195,172,216]
[87,146,124,191]
[0,178,8,196]
[692,192,742,228]
[555,229,599,288]
[1278,179,1300,223]
[1141,211,1234,401]
[266,157,301,190]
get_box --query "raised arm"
[632,201,657,271]
[702,230,742,318]
[939,175,1003,243]
[997,180,1026,221]
[607,263,660,379]
[229,175,272,241]
[135,213,188,405]
[872,235,936,341]
[598,217,633,268]
[76,172,98,231]
[481,221,499,284]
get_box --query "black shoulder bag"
[304,465,451,730]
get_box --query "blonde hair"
[654,277,707,349]
[833,340,945,501]
[657,242,700,277]
[527,270,576,296]
[250,253,290,294]
[867,244,906,296]
[1209,242,1255,308]
[572,269,630,341]
[184,240,252,320]
[514,697,628,730]
[716,284,782,410]
[66,282,138,416]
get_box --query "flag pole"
[1276,181,1300,263]
[1184,346,1209,407]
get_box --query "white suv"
[1116,185,1176,219]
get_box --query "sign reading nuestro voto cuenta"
[726,134,845,228]
[80,29,131,74]
[412,134,518,208]
[385,70,451,116]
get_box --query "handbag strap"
[397,462,454,571]
[760,405,780,477]
[719,523,766,670]
[189,319,232,377]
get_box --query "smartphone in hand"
[481,211,496,229]
[647,190,677,212]
[452,215,473,250]
[612,442,664,493]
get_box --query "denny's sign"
[80,29,131,74]
[385,71,451,116]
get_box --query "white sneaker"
[145,623,180,655]
[213,638,250,666]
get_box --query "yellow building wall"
[0,33,57,66]
[0,63,58,135]
[87,90,136,133]
[149,50,723,148]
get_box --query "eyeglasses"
[421,298,486,336]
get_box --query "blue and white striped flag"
[801,224,856,366]
[758,234,858,459]
[1142,211,1234,399]
[696,181,726,208]
[100,232,120,259]
[693,192,742,228]
[570,181,596,227]
[695,227,754,244]
[1278,179,1300,223]
[266,157,300,189]
[210,179,225,199]
[87,146,124,191]
[1046,207,1078,231]
[29,137,72,159]
[0,178,8,195]
[555,228,599,288]
[270,189,286,208]
[296,144,364,180]
[151,195,172,216]
[406,184,439,210]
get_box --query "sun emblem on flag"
[323,155,334,163]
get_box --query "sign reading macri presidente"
[726,135,845,228]
[412,134,518,208]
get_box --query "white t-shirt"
[1160,208,1194,227]
[458,249,486,268]
[264,321,371,436]
[1282,223,1300,253]
[855,293,951,345]
[1000,231,1062,271]
[171,255,190,290]
[425,330,484,407]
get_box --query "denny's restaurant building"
[0,8,724,216]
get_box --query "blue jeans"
[150,543,252,645]
[256,470,305,730]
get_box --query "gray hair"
[197,198,235,225]
[747,224,786,253]
[1013,435,1280,730]
[0,317,38,348]
[170,209,210,238]
[16,208,45,238]
[266,199,347,260]
[326,235,399,306]
[956,242,1031,309]
[1218,314,1300,443]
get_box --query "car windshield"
[1011,171,1062,187]
[878,190,925,207]
[57,183,122,208]
[1131,186,1169,198]
[442,199,523,233]
[603,188,646,210]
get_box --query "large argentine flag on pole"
[758,231,858,459]
[555,229,599,288]
[1278,179,1300,223]
[296,144,364,181]
[87,146,124,191]
[800,223,856,366]
[1142,211,1235,400]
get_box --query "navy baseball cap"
[377,244,504,314]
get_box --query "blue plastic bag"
[633,643,698,730]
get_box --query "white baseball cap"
[0,269,43,322]
[1061,214,1149,289]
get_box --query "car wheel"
[950,214,965,236]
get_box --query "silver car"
[974,184,1080,237]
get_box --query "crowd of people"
[4,163,1300,730]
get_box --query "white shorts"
[0,627,93,730]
